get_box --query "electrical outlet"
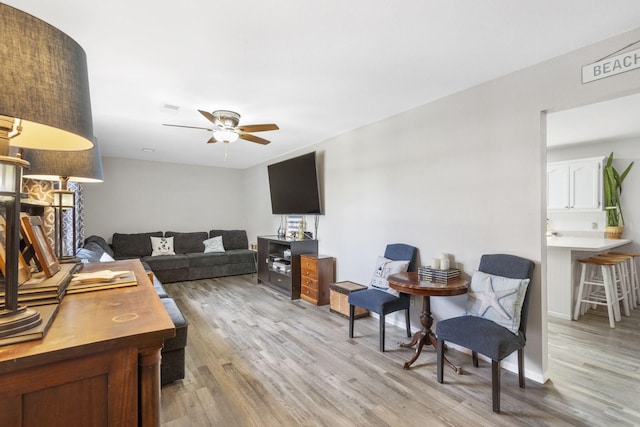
[410,295,415,306]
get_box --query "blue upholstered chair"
[435,254,535,413]
[348,244,418,351]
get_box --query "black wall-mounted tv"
[268,151,323,215]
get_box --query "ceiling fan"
[163,109,279,145]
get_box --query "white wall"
[83,157,248,239]
[241,28,640,384]
[84,27,640,384]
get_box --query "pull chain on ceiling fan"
[163,109,279,160]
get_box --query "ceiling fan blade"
[206,137,217,144]
[198,109,217,124]
[240,132,271,145]
[163,123,213,131]
[238,123,279,132]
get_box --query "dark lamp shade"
[0,3,94,151]
[21,140,104,183]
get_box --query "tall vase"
[277,216,285,238]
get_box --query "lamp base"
[0,305,42,337]
[0,304,59,346]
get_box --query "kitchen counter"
[547,236,631,250]
[546,236,631,319]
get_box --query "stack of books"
[418,266,461,283]
[0,263,79,306]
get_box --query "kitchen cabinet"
[547,157,603,210]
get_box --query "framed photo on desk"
[20,214,60,278]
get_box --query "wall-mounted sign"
[582,47,640,83]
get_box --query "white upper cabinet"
[547,157,603,211]
[547,163,570,209]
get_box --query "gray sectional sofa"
[110,229,256,283]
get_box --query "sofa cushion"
[153,275,169,298]
[160,297,188,385]
[185,251,231,267]
[165,231,208,254]
[143,254,190,270]
[186,249,255,267]
[209,230,248,250]
[112,231,163,258]
[84,235,115,258]
[161,298,188,350]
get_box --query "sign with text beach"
[582,47,640,83]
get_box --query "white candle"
[431,258,441,270]
[440,258,450,270]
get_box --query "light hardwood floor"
[160,274,640,426]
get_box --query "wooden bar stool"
[593,253,633,314]
[573,257,621,328]
[610,251,640,308]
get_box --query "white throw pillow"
[99,251,115,262]
[465,270,530,334]
[150,236,175,256]
[369,256,410,297]
[203,236,225,253]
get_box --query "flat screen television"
[268,151,323,215]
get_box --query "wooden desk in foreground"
[0,259,175,427]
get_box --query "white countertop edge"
[546,237,631,251]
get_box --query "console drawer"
[299,254,334,306]
[301,284,319,302]
[301,275,318,289]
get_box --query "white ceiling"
[6,1,640,168]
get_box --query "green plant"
[603,152,634,227]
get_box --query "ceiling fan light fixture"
[165,108,277,148]
[212,128,239,143]
[213,110,240,128]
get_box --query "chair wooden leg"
[379,314,385,352]
[472,351,479,367]
[349,305,355,338]
[518,349,525,388]
[492,360,501,413]
[436,338,444,383]
[405,309,411,337]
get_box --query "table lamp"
[22,141,104,260]
[0,4,95,343]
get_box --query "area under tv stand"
[257,236,318,299]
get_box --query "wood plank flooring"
[160,274,640,426]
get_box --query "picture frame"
[0,216,32,284]
[20,214,60,278]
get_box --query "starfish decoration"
[469,277,517,320]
